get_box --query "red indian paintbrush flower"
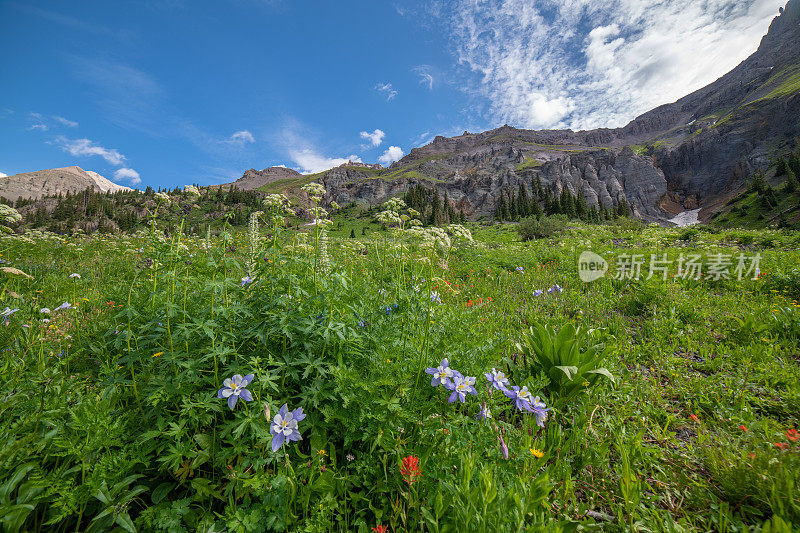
[371,525,388,533]
[400,455,422,485]
[787,429,799,442]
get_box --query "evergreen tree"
[517,183,530,218]
[509,191,518,220]
[560,188,575,218]
[784,167,798,193]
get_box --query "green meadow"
[1,195,799,532]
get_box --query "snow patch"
[669,209,700,227]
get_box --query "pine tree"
[784,167,799,193]
[560,188,575,218]
[517,183,530,218]
[531,196,542,218]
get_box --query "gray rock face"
[211,166,303,191]
[0,166,132,201]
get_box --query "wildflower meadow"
[1,192,799,532]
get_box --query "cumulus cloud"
[226,130,255,144]
[114,167,141,185]
[290,149,362,174]
[414,65,434,89]
[0,171,7,178]
[374,82,398,101]
[378,146,404,165]
[446,0,784,130]
[53,115,78,127]
[360,128,386,147]
[55,136,126,165]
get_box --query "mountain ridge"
[0,166,132,201]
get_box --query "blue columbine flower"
[217,373,254,410]
[425,358,455,387]
[548,284,563,294]
[445,373,477,403]
[1,307,19,324]
[430,291,441,304]
[484,368,510,391]
[515,266,524,274]
[271,403,304,452]
[533,289,544,297]
[529,396,551,427]
[54,302,73,312]
[504,385,536,412]
[240,276,254,286]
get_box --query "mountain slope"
[0,166,132,201]
[242,0,799,223]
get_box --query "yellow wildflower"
[530,447,544,458]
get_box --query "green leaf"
[151,482,173,504]
[554,366,579,381]
[586,367,615,382]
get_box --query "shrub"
[516,215,567,241]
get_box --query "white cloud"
[290,149,362,174]
[114,167,141,185]
[55,136,126,165]
[446,0,785,130]
[227,130,255,144]
[378,146,404,165]
[28,124,49,131]
[374,82,398,101]
[53,115,78,127]
[360,128,386,147]
[414,65,434,89]
[412,131,435,147]
[0,171,7,178]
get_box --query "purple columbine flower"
[504,385,536,412]
[530,396,551,427]
[271,404,305,452]
[484,368,510,391]
[533,289,544,297]
[430,291,441,304]
[548,284,563,294]
[217,373,254,410]
[477,402,492,420]
[240,276,253,286]
[425,358,455,387]
[515,266,524,274]
[445,373,477,403]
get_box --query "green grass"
[711,187,800,229]
[516,157,544,170]
[1,219,799,531]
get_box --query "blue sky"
[0,0,784,188]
